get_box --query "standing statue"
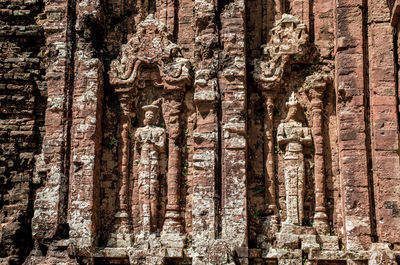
[135,103,166,233]
[277,92,312,225]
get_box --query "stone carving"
[277,92,312,225]
[108,14,192,243]
[109,14,191,91]
[253,14,311,227]
[134,103,167,234]
[305,73,330,234]
[253,14,309,90]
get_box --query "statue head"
[285,92,300,122]
[142,104,159,126]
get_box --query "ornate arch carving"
[253,14,309,91]
[109,14,192,92]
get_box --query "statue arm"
[277,124,288,145]
[155,129,167,152]
[277,124,300,145]
[301,128,312,146]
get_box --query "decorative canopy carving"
[253,14,309,90]
[109,14,192,92]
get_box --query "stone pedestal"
[108,212,133,247]
[160,232,184,254]
[277,249,302,265]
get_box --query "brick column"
[335,0,372,250]
[313,0,335,59]
[118,104,132,218]
[67,0,104,250]
[111,100,134,247]
[309,78,329,234]
[290,0,310,28]
[192,97,218,264]
[163,92,184,235]
[157,0,175,33]
[32,0,70,241]
[68,56,103,249]
[219,1,248,258]
[192,0,220,262]
[369,0,400,243]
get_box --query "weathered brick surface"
[220,0,247,249]
[335,0,373,251]
[67,0,104,250]
[31,0,70,247]
[2,0,400,264]
[0,0,46,263]
[368,0,400,244]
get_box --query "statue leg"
[297,158,305,224]
[149,170,159,233]
[284,162,298,225]
[284,167,292,224]
[138,171,150,233]
[289,164,298,225]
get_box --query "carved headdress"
[284,92,302,122]
[286,92,299,108]
[142,104,159,113]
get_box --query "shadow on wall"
[317,261,348,265]
[92,258,193,265]
[164,258,192,264]
[93,258,130,265]
[248,258,278,264]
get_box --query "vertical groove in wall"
[216,41,223,239]
[216,81,222,239]
[215,0,225,239]
[261,0,265,43]
[362,0,378,242]
[95,0,106,244]
[62,0,77,232]
[25,1,46,258]
[244,0,249,248]
[263,0,272,44]
[173,0,179,42]
[309,0,314,42]
[393,27,400,134]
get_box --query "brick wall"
[1,0,400,264]
[0,0,46,263]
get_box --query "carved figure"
[277,92,312,225]
[135,104,166,233]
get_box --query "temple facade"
[2,0,400,264]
